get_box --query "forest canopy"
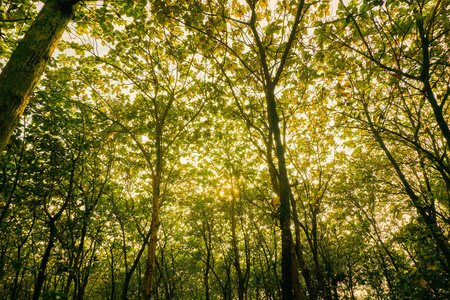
[1,0,450,299]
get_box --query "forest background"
[1,0,450,299]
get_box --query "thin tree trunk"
[364,103,450,269]
[142,204,160,300]
[231,191,245,300]
[0,148,23,227]
[290,192,313,299]
[348,260,356,300]
[110,246,116,300]
[246,0,305,294]
[201,215,212,300]
[32,222,56,300]
[62,218,88,299]
[311,211,331,300]
[139,84,174,300]
[75,245,97,300]
[0,0,80,153]
[155,251,174,300]
[377,249,396,299]
[122,228,152,300]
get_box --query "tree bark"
[142,124,163,300]
[142,191,161,300]
[0,0,80,153]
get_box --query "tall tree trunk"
[74,254,94,300]
[265,84,295,300]
[110,246,116,300]
[142,124,163,300]
[0,0,80,153]
[246,0,305,296]
[33,160,76,300]
[11,228,33,300]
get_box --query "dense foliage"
[1,0,449,299]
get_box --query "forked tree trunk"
[0,0,80,153]
[246,0,305,296]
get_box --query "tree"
[0,63,117,299]
[68,5,216,297]
[2,1,450,299]
[0,0,81,153]
[158,0,310,297]
[316,0,450,285]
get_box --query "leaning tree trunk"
[122,228,153,300]
[364,104,450,269]
[0,0,80,153]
